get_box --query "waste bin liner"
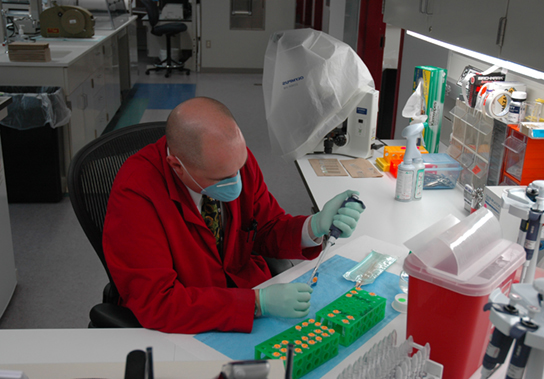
[0,86,71,203]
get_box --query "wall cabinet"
[383,0,543,72]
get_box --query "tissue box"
[520,122,544,138]
[413,66,447,154]
[422,153,461,189]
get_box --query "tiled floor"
[0,54,314,329]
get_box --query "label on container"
[524,239,537,250]
[506,364,524,379]
[485,343,500,358]
[413,169,424,199]
[395,168,414,201]
[507,101,525,123]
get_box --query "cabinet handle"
[425,0,433,15]
[419,0,427,13]
[231,0,252,15]
[419,0,433,15]
[496,17,507,47]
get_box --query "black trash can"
[0,86,71,203]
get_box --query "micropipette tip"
[308,272,319,287]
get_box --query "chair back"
[68,122,166,287]
[140,0,160,28]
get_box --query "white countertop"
[0,16,137,67]
[296,142,467,249]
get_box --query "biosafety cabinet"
[383,0,544,72]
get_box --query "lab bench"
[0,15,139,191]
[295,142,467,248]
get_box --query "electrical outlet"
[206,40,211,48]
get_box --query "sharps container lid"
[403,208,525,297]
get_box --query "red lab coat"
[103,136,321,334]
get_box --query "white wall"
[200,0,296,71]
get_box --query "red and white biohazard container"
[403,208,525,379]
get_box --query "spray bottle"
[395,123,425,202]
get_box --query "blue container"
[422,153,462,189]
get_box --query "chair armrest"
[89,303,142,328]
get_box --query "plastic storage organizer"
[447,99,493,189]
[255,287,386,379]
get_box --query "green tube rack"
[254,318,340,379]
[316,287,386,347]
[254,287,386,378]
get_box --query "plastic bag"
[263,29,375,161]
[343,250,397,286]
[0,86,71,129]
[402,80,428,125]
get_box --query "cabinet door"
[0,133,17,318]
[128,22,140,86]
[67,85,88,157]
[500,1,544,72]
[103,37,121,123]
[383,0,431,35]
[429,0,507,58]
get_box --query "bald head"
[166,97,244,170]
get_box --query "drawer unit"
[500,125,544,185]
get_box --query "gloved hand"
[259,283,312,318]
[311,190,364,238]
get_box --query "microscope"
[480,180,544,379]
[313,89,379,159]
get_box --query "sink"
[50,50,72,60]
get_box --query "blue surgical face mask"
[169,148,243,202]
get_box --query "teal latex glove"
[259,283,313,318]
[311,190,364,238]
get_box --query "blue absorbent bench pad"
[195,255,403,378]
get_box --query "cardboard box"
[413,66,447,154]
[483,185,523,243]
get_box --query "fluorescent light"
[406,30,544,80]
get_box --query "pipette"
[307,194,365,287]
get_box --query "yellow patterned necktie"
[201,195,223,255]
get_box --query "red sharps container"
[403,208,525,379]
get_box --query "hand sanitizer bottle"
[395,123,425,202]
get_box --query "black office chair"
[68,122,167,328]
[141,0,191,78]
